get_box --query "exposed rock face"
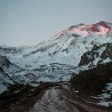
[100,43,112,59]
[78,43,112,68]
[0,56,10,69]
[0,56,25,93]
[0,67,15,94]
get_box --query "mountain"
[1,21,112,67]
[0,21,112,90]
[0,21,112,111]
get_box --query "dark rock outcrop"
[79,43,112,67]
[0,55,10,68]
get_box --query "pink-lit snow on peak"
[68,21,111,36]
[96,21,111,36]
[89,24,99,32]
[53,21,111,38]
[99,21,111,29]
[69,27,89,37]
[55,30,65,37]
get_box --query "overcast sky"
[0,0,112,46]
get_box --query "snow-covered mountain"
[0,21,112,68]
[0,21,112,90]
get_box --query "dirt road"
[32,83,112,112]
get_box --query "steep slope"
[78,42,112,69]
[0,55,40,86]
[70,62,112,106]
[0,67,15,94]
[21,21,112,67]
[0,55,24,93]
[0,55,23,75]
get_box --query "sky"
[0,0,112,47]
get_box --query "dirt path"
[31,83,112,112]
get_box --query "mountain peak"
[98,21,111,29]
[67,21,112,37]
